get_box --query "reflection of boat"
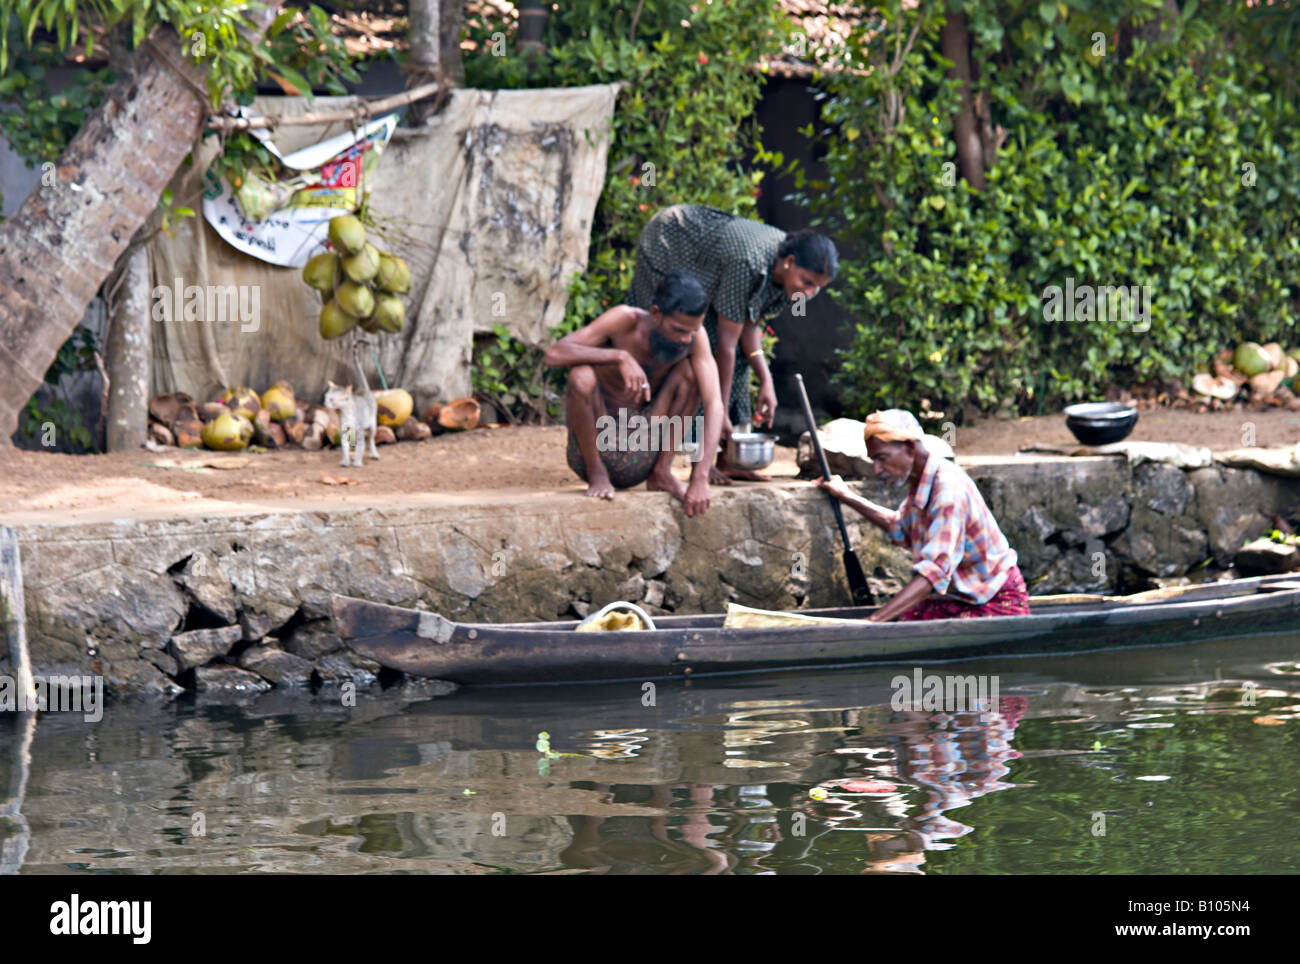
[333,575,1300,685]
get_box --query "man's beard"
[649,328,690,365]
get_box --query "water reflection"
[1,633,1299,874]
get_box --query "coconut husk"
[438,397,480,431]
[375,425,397,445]
[1249,370,1287,398]
[422,403,442,424]
[1213,356,1248,386]
[267,422,287,448]
[148,422,175,446]
[172,419,203,448]
[198,401,230,422]
[252,409,276,446]
[148,392,195,425]
[397,418,432,442]
[284,415,308,446]
[306,405,332,430]
[301,424,326,451]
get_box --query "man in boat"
[817,410,1029,622]
[544,270,724,517]
[630,204,838,483]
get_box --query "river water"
[3,632,1299,875]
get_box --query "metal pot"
[726,432,777,470]
[1064,401,1138,446]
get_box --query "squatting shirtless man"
[543,271,724,517]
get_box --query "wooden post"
[105,244,151,452]
[0,525,36,874]
[0,526,35,712]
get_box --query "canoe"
[331,575,1300,686]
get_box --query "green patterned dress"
[629,205,788,425]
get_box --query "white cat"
[323,338,380,467]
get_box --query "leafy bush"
[800,0,1300,418]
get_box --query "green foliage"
[471,323,565,425]
[802,0,1300,418]
[462,0,789,397]
[20,326,99,452]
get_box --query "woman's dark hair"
[778,230,839,279]
[652,270,709,317]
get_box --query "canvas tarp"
[148,84,617,407]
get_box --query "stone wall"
[4,454,1298,696]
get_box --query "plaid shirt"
[885,454,1018,605]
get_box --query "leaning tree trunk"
[0,6,284,444]
[940,6,985,191]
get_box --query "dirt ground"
[2,407,1297,524]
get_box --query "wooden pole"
[205,81,443,133]
[104,245,152,452]
[0,527,35,712]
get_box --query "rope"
[370,343,388,391]
[140,35,214,111]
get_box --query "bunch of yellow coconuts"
[303,215,411,339]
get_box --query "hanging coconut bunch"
[305,214,412,341]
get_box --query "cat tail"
[352,337,376,402]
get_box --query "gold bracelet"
[747,349,764,359]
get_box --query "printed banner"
[201,109,400,267]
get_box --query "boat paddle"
[795,374,872,606]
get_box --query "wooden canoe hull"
[332,576,1300,685]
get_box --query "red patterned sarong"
[899,565,1030,621]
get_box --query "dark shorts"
[566,401,663,489]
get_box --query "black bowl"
[1064,402,1138,446]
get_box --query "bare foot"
[708,465,734,486]
[646,471,687,500]
[723,466,771,482]
[585,475,616,499]
[716,453,770,483]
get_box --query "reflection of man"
[817,410,1029,621]
[544,271,723,516]
[630,205,838,483]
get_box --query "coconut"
[302,252,340,294]
[342,242,381,283]
[261,382,296,421]
[202,412,253,451]
[1287,357,1300,379]
[375,425,397,445]
[198,401,229,423]
[328,215,366,255]
[336,280,375,319]
[1192,373,1239,401]
[439,397,481,431]
[1249,369,1287,398]
[219,386,260,419]
[1234,342,1272,377]
[375,253,411,294]
[373,293,406,333]
[397,418,432,441]
[1263,342,1287,371]
[320,299,357,339]
[375,388,414,428]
